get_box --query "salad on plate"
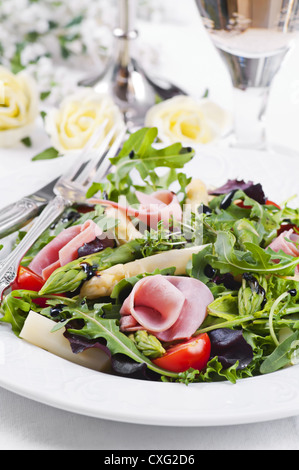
[2,127,299,385]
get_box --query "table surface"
[1,0,299,450]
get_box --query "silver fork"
[0,122,126,300]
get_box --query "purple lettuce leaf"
[64,332,160,381]
[208,328,253,370]
[64,330,111,357]
[208,179,266,204]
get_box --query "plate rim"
[2,146,299,426]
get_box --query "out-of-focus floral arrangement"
[0,0,231,152]
[0,0,171,105]
[45,88,125,154]
[0,0,117,104]
[145,96,232,145]
[0,66,39,147]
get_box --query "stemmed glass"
[195,0,299,153]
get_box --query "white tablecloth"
[1,0,299,450]
[1,385,299,450]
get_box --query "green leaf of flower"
[32,147,60,161]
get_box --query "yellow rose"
[45,89,125,153]
[0,66,39,147]
[145,96,232,145]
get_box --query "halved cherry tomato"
[12,266,45,292]
[152,333,211,373]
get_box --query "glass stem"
[231,85,269,150]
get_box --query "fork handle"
[0,197,47,239]
[0,195,67,299]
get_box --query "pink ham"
[268,229,299,273]
[120,274,214,342]
[88,189,182,230]
[269,229,299,257]
[29,219,102,280]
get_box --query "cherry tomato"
[152,333,211,373]
[235,200,252,209]
[11,266,47,307]
[236,199,280,210]
[277,223,299,236]
[12,266,45,292]
[11,267,66,307]
[265,200,281,209]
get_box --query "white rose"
[0,66,39,147]
[145,95,232,145]
[45,89,125,153]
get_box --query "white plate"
[1,144,299,427]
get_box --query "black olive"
[220,190,238,210]
[204,264,216,278]
[77,236,115,258]
[198,204,212,215]
[50,304,66,317]
[61,210,81,224]
[80,262,97,280]
[288,289,297,297]
[214,273,242,290]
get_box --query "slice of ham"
[268,229,299,273]
[29,219,103,280]
[120,275,185,333]
[269,229,299,257]
[119,274,214,342]
[88,189,182,230]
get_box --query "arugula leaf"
[204,231,299,276]
[105,127,194,200]
[0,290,33,335]
[233,218,262,249]
[0,290,70,336]
[187,244,213,283]
[48,301,179,379]
[197,356,241,384]
[207,190,282,246]
[207,294,239,321]
[260,331,299,374]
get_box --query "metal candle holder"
[80,0,186,128]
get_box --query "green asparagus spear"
[39,239,145,295]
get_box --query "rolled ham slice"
[120,274,214,342]
[268,229,299,274]
[88,189,182,230]
[120,275,185,333]
[269,229,299,257]
[29,219,103,280]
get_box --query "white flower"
[21,43,47,66]
[45,88,125,153]
[145,95,232,145]
[0,66,39,147]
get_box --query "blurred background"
[0,0,298,149]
